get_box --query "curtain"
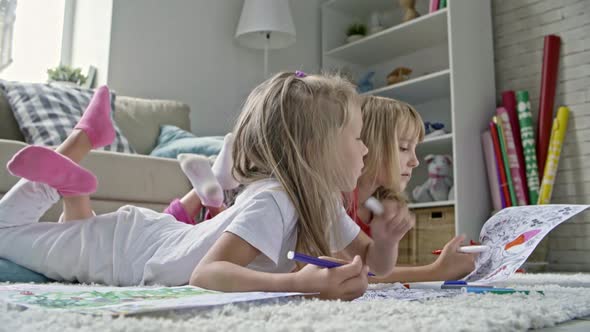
[0,0,17,72]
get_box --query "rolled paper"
[497,107,528,206]
[538,106,569,204]
[494,116,517,206]
[516,90,540,205]
[536,35,561,176]
[482,131,503,211]
[502,91,529,203]
[490,121,510,207]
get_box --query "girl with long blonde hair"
[350,95,476,282]
[0,74,412,300]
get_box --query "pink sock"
[178,153,224,208]
[164,198,195,225]
[212,133,239,190]
[7,146,97,196]
[74,85,115,149]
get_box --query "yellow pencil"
[538,106,569,204]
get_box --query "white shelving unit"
[322,0,496,240]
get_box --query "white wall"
[492,0,590,271]
[70,0,113,87]
[107,0,322,136]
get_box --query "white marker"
[364,197,384,216]
[458,245,489,254]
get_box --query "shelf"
[417,132,453,156]
[363,69,450,105]
[324,0,399,18]
[323,9,448,65]
[408,200,455,209]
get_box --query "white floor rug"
[2,273,590,332]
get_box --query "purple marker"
[287,251,376,277]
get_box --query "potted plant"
[47,65,87,87]
[346,23,367,43]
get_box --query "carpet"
[2,273,590,332]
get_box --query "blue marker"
[287,251,376,276]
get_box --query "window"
[1,0,66,83]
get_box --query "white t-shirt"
[141,178,360,285]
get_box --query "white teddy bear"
[412,154,453,202]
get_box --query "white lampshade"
[235,0,296,50]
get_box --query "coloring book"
[0,284,305,316]
[464,204,589,284]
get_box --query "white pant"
[0,180,169,285]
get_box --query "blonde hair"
[360,96,424,201]
[232,71,360,257]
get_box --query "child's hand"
[294,255,368,301]
[433,235,476,280]
[370,200,414,246]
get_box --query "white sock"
[178,154,224,208]
[212,133,239,190]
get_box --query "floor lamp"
[235,0,296,78]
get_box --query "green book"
[439,0,447,9]
[516,90,540,205]
[494,116,517,206]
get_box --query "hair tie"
[294,70,306,78]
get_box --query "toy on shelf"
[386,67,412,85]
[412,154,453,202]
[357,71,375,93]
[346,23,367,43]
[399,0,420,22]
[424,121,447,138]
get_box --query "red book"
[502,91,529,204]
[537,35,561,176]
[489,121,511,207]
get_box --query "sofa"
[0,92,192,221]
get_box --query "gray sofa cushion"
[0,81,135,153]
[114,96,191,155]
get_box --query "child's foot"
[7,146,97,196]
[74,85,115,149]
[212,133,239,190]
[178,154,224,208]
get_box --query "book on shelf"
[496,107,528,205]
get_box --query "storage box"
[397,206,455,265]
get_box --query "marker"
[458,245,490,253]
[364,197,384,215]
[431,245,490,255]
[462,287,544,295]
[287,251,376,276]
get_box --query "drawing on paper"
[464,204,589,284]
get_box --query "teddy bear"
[412,154,453,202]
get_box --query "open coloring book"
[464,204,589,284]
[0,284,305,316]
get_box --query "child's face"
[338,105,368,191]
[397,137,419,191]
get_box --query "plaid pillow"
[0,80,135,153]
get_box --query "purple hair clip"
[295,70,306,78]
